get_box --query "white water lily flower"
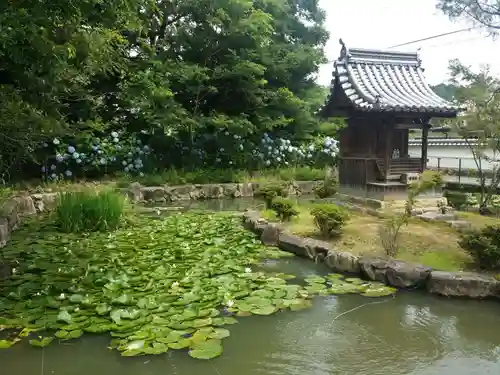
[244,267,252,273]
[171,281,180,288]
[11,268,16,274]
[226,300,234,307]
[59,293,66,300]
[74,307,80,312]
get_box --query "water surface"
[2,258,500,375]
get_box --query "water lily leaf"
[361,286,397,297]
[66,330,83,339]
[69,294,85,303]
[96,304,111,315]
[0,339,18,349]
[304,276,326,284]
[288,299,312,311]
[188,339,223,360]
[251,305,278,316]
[57,310,72,324]
[212,317,238,326]
[19,327,38,338]
[209,328,230,339]
[120,349,145,357]
[250,289,274,298]
[112,294,134,306]
[55,330,69,339]
[126,340,145,350]
[305,283,328,295]
[168,338,191,349]
[29,337,54,348]
[326,274,343,281]
[191,318,212,328]
[345,277,366,285]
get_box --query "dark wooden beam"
[421,123,430,172]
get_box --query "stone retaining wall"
[242,210,500,300]
[126,181,317,203]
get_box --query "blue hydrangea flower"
[124,167,129,172]
[50,173,57,179]
[68,146,75,154]
[50,164,57,171]
[76,159,81,164]
[53,138,60,145]
[111,131,119,138]
[99,158,106,165]
[56,154,64,162]
[43,142,48,148]
[65,170,72,177]
[122,161,127,166]
[41,166,46,173]
[73,152,80,159]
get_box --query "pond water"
[2,257,500,375]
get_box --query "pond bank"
[242,210,500,300]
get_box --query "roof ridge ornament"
[339,38,347,60]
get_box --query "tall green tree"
[448,59,500,214]
[437,0,500,31]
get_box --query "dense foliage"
[270,197,299,221]
[0,0,341,182]
[55,190,125,233]
[459,225,500,269]
[310,203,349,239]
[0,212,396,355]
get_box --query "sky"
[316,0,500,87]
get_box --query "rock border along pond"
[241,210,500,300]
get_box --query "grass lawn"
[262,206,500,272]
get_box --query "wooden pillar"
[421,123,429,172]
[384,122,392,180]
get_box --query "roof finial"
[339,38,347,59]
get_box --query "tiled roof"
[408,138,483,147]
[320,40,463,116]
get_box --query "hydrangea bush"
[40,132,152,180]
[37,130,338,180]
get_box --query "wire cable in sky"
[386,26,479,48]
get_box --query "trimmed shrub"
[444,190,468,209]
[313,175,338,198]
[55,190,125,233]
[255,183,289,208]
[310,203,349,238]
[459,225,500,269]
[271,197,299,222]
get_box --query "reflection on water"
[2,257,500,375]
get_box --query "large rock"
[127,182,143,202]
[358,257,389,282]
[358,257,431,288]
[427,271,500,298]
[385,260,432,288]
[141,186,167,202]
[1,199,19,230]
[302,238,331,261]
[31,193,57,212]
[325,251,360,274]
[417,212,456,222]
[242,211,269,235]
[260,223,283,246]
[277,232,308,258]
[0,219,10,248]
[14,195,36,216]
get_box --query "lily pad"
[188,339,223,360]
[29,337,54,348]
[0,339,18,349]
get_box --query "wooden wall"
[340,119,409,158]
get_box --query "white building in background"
[408,138,499,171]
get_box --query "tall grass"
[55,190,125,233]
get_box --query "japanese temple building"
[319,39,462,200]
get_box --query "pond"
[1,203,500,375]
[1,256,500,375]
